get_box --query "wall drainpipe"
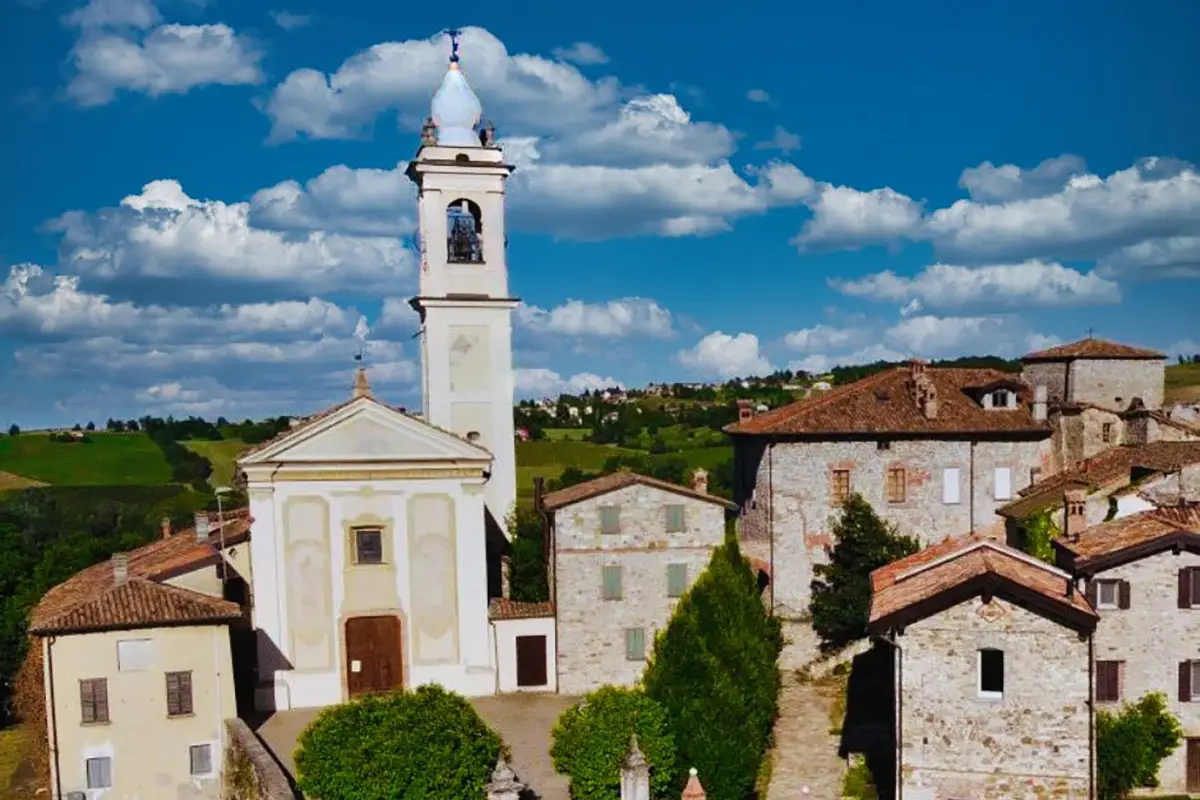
[883,631,904,799]
[47,636,63,800]
[1088,631,1095,799]
[969,440,977,533]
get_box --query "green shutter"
[625,628,645,661]
[600,505,621,534]
[665,505,685,533]
[667,563,688,597]
[602,565,623,600]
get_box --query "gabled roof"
[238,395,492,467]
[1022,338,1164,362]
[28,509,251,636]
[1054,504,1200,573]
[999,441,1200,519]
[29,578,240,636]
[725,367,1047,437]
[541,470,736,512]
[868,535,1097,634]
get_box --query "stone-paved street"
[766,673,847,800]
[253,693,578,800]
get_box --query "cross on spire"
[1086,327,1094,339]
[447,28,461,63]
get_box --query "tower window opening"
[447,198,484,264]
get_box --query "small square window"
[189,744,213,776]
[667,563,688,598]
[354,527,384,565]
[600,506,621,535]
[116,638,154,672]
[665,504,685,533]
[831,469,851,504]
[625,628,646,661]
[1095,580,1119,610]
[86,756,112,789]
[886,467,906,504]
[979,648,1004,697]
[601,565,623,601]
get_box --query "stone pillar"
[682,767,706,799]
[620,734,650,800]
[486,757,524,800]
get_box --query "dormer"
[972,378,1024,410]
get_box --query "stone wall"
[740,437,1049,617]
[899,596,1091,799]
[1090,548,1200,795]
[1049,407,1124,471]
[1070,358,1165,409]
[1022,361,1069,404]
[223,719,296,799]
[553,483,726,694]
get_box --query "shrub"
[1097,691,1183,799]
[294,685,504,800]
[809,494,920,653]
[550,686,676,800]
[1018,509,1059,563]
[505,504,548,602]
[643,538,782,799]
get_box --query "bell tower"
[406,31,518,533]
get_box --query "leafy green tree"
[551,686,676,800]
[644,538,781,799]
[295,686,504,800]
[1097,692,1183,799]
[1018,509,1059,563]
[505,504,548,602]
[810,493,920,653]
[6,424,17,437]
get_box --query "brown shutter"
[80,680,94,723]
[1085,580,1097,607]
[1110,663,1121,701]
[1181,661,1193,702]
[179,672,193,715]
[1118,580,1131,610]
[1181,568,1193,609]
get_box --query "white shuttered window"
[942,468,961,505]
[994,467,1012,500]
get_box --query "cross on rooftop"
[447,28,461,63]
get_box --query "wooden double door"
[345,616,403,697]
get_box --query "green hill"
[1166,363,1200,403]
[183,439,249,488]
[0,432,172,486]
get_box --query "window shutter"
[1181,661,1193,702]
[667,564,688,597]
[1085,580,1097,607]
[625,628,645,661]
[1180,568,1193,609]
[602,566,623,600]
[943,468,961,504]
[166,673,179,715]
[179,672,193,715]
[1118,581,1131,610]
[994,467,1012,500]
[94,680,108,723]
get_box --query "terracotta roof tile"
[726,366,1048,437]
[1055,503,1200,567]
[1022,338,1164,362]
[541,470,736,511]
[29,578,240,635]
[868,536,1095,631]
[488,598,555,620]
[999,441,1200,518]
[28,508,252,635]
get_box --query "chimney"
[194,511,210,542]
[1033,384,1048,423]
[1181,463,1200,505]
[1064,487,1087,541]
[909,358,925,380]
[691,468,709,495]
[112,553,129,586]
[620,735,650,800]
[736,399,753,423]
[161,516,172,539]
[681,768,707,800]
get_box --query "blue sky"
[2,0,1199,428]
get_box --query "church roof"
[1022,337,1164,362]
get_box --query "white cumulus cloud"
[517,298,674,339]
[513,368,623,398]
[676,331,773,379]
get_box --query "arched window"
[446,198,484,264]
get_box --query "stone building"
[1053,486,1200,795]
[868,535,1097,800]
[541,470,733,694]
[27,512,251,799]
[728,360,1052,617]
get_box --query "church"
[238,38,544,710]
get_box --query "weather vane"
[447,28,461,63]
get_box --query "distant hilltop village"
[5,28,1200,800]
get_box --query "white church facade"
[238,43,534,710]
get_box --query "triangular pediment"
[238,398,492,466]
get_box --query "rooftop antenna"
[1086,327,1094,339]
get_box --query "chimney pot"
[692,468,709,495]
[194,511,210,542]
[1064,487,1087,540]
[736,399,753,422]
[161,516,171,539]
[112,553,129,586]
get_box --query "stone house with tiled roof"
[868,535,1096,800]
[539,469,734,694]
[28,510,250,800]
[727,359,1054,621]
[1052,491,1200,795]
